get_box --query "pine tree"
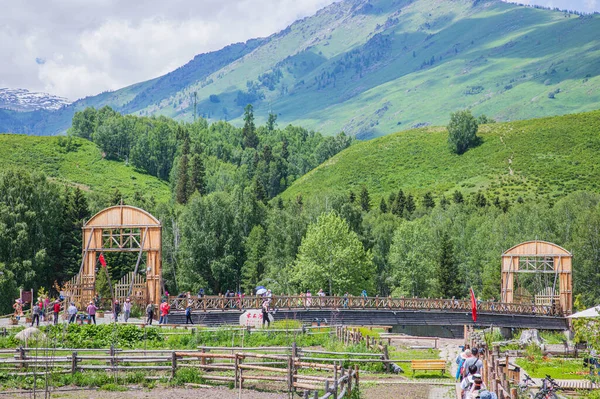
[175,139,190,204]
[439,195,450,210]
[388,192,396,209]
[438,232,460,298]
[360,186,371,212]
[452,190,464,204]
[281,139,289,160]
[266,112,277,132]
[276,197,284,210]
[95,267,112,307]
[252,178,268,204]
[422,192,435,209]
[349,191,356,203]
[405,194,416,215]
[189,154,206,196]
[243,104,259,149]
[391,190,406,216]
[379,197,388,213]
[474,192,487,208]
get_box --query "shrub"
[447,110,479,154]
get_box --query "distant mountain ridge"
[0,88,70,111]
[1,0,600,137]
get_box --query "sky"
[1,0,598,101]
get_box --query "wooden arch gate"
[69,205,162,308]
[501,240,572,315]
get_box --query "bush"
[172,367,204,385]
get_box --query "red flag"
[99,253,107,268]
[470,287,477,322]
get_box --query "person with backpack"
[145,302,154,325]
[185,304,194,324]
[31,303,40,327]
[460,365,479,398]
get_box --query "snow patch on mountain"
[0,88,71,111]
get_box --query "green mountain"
[0,134,171,203]
[2,0,600,138]
[281,110,600,202]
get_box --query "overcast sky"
[1,0,597,101]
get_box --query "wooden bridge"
[164,295,569,333]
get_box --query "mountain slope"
[280,110,600,202]
[2,0,600,137]
[0,88,70,111]
[0,134,171,203]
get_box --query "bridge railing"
[166,295,559,316]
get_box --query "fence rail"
[168,295,560,316]
[1,346,358,398]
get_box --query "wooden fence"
[0,347,358,398]
[168,295,560,316]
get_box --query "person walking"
[113,300,121,323]
[67,302,78,324]
[159,300,170,324]
[145,302,154,325]
[318,289,325,307]
[123,298,131,322]
[185,304,194,324]
[53,300,61,325]
[343,292,349,308]
[31,302,40,327]
[305,290,312,308]
[86,301,97,325]
[262,299,271,328]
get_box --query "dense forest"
[1,108,600,314]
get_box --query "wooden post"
[201,348,206,366]
[71,351,78,375]
[324,380,330,393]
[171,351,177,379]
[313,391,318,399]
[333,361,339,398]
[303,390,309,399]
[287,355,293,392]
[238,354,244,390]
[234,352,240,389]
[110,345,115,368]
[347,366,352,398]
[510,387,517,399]
[383,345,390,372]
[355,364,359,389]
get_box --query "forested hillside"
[2,0,600,137]
[2,109,600,314]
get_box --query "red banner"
[99,253,107,268]
[470,287,477,322]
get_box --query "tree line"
[2,108,600,313]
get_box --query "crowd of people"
[456,345,498,399]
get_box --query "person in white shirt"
[67,303,78,324]
[123,298,132,322]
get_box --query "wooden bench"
[411,359,446,376]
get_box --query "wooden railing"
[167,295,561,316]
[0,346,358,398]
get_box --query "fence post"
[234,352,239,389]
[171,351,177,379]
[347,366,352,398]
[71,351,78,375]
[238,353,244,390]
[334,361,339,398]
[354,364,359,389]
[383,345,390,372]
[110,345,115,368]
[287,355,293,392]
[17,346,25,370]
[313,390,318,399]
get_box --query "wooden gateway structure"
[501,240,572,315]
[64,205,162,307]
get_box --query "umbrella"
[256,288,267,295]
[255,286,265,290]
[568,306,600,318]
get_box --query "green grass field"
[281,110,600,202]
[0,134,171,203]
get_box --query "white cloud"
[0,0,337,100]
